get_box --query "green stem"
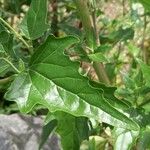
[93,62,110,85]
[0,58,20,73]
[74,0,110,85]
[74,0,96,49]
[0,17,33,54]
[142,14,148,64]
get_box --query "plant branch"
[0,17,33,54]
[142,14,148,64]
[74,0,96,49]
[0,58,20,74]
[0,76,15,85]
[74,0,110,85]
[51,0,59,37]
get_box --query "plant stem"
[0,58,20,74]
[74,0,96,49]
[51,0,59,37]
[74,0,110,85]
[142,14,148,64]
[0,17,33,54]
[0,76,15,85]
[122,0,126,16]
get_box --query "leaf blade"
[20,0,49,40]
[5,36,139,130]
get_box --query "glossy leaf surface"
[5,36,139,130]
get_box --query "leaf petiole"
[0,57,20,74]
[0,17,33,54]
[0,75,16,85]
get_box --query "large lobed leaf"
[5,35,139,130]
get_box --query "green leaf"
[54,112,89,150]
[123,74,136,90]
[20,16,30,39]
[20,0,49,40]
[138,59,150,87]
[89,81,130,111]
[39,119,57,150]
[5,35,139,130]
[88,52,108,62]
[0,60,10,77]
[0,23,14,56]
[138,0,150,11]
[58,23,82,37]
[113,128,139,150]
[0,23,9,43]
[88,136,107,150]
[0,64,9,76]
[95,44,112,53]
[100,27,134,44]
[3,0,23,14]
[0,44,5,53]
[137,126,150,150]
[127,43,140,57]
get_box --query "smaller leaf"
[20,0,49,40]
[137,126,150,150]
[20,16,30,39]
[138,59,150,87]
[128,43,140,57]
[100,27,134,44]
[39,119,57,150]
[0,23,14,57]
[123,74,136,90]
[0,23,9,43]
[88,52,108,62]
[0,44,5,53]
[58,23,82,37]
[54,112,89,150]
[95,44,112,53]
[18,59,25,72]
[0,60,10,77]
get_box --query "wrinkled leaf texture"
[5,35,139,130]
